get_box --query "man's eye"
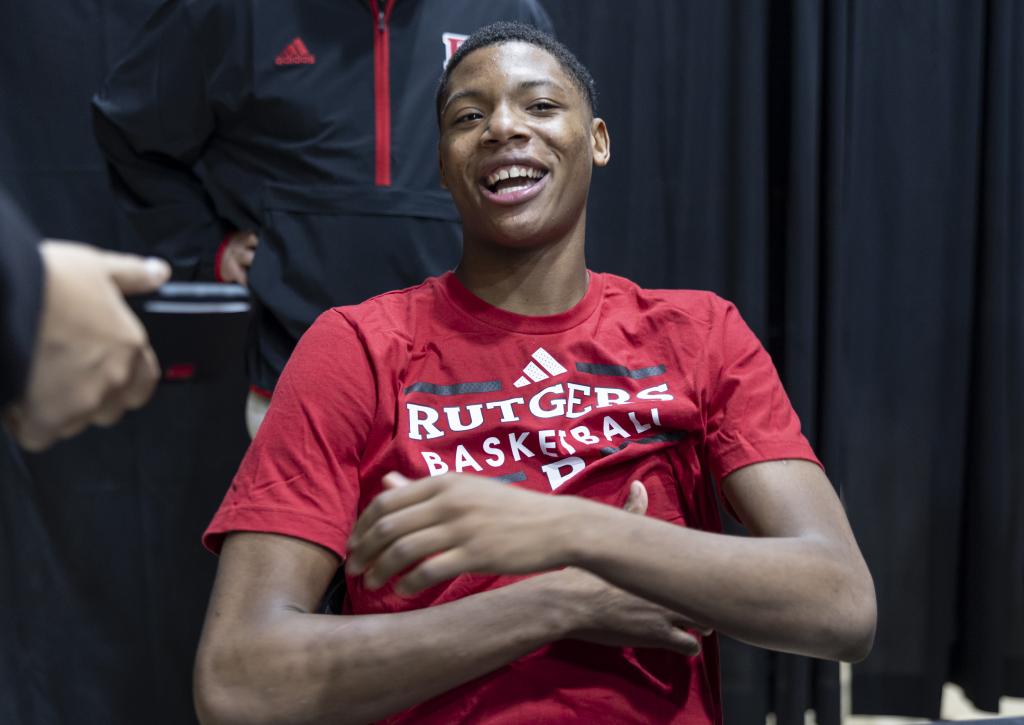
[454,111,483,124]
[529,101,558,112]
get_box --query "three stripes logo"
[275,37,316,66]
[513,348,568,389]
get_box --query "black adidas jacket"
[92,0,552,394]
[0,190,43,407]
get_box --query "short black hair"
[436,21,598,124]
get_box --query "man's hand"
[347,471,592,594]
[555,485,708,655]
[557,567,706,656]
[218,231,258,286]
[3,241,170,451]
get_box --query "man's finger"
[361,525,457,589]
[382,471,412,490]
[90,383,127,427]
[237,231,259,249]
[3,408,48,452]
[395,546,469,596]
[622,480,648,515]
[667,628,702,656]
[119,345,161,412]
[350,475,440,544]
[102,252,171,295]
[346,498,444,575]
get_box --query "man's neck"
[455,228,589,317]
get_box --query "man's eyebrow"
[441,78,568,117]
[441,88,485,117]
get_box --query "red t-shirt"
[204,271,820,724]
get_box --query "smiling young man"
[196,22,875,725]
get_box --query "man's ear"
[591,117,611,167]
[438,145,448,188]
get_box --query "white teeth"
[484,165,545,188]
[495,181,534,195]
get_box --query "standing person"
[92,0,553,436]
[0,190,170,451]
[194,23,875,724]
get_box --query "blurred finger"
[55,412,93,444]
[90,384,127,427]
[240,248,256,267]
[4,408,48,452]
[102,252,171,295]
[667,628,702,656]
[120,345,161,411]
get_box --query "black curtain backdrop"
[548,1,1024,721]
[1,2,1021,724]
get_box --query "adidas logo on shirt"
[513,348,568,388]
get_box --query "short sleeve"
[703,299,821,481]
[203,309,376,559]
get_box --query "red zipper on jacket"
[371,0,395,186]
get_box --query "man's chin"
[470,219,568,252]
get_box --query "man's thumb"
[622,480,648,515]
[382,471,412,490]
[103,252,171,294]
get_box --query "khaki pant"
[245,390,271,438]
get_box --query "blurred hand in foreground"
[3,241,170,451]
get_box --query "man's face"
[438,42,610,249]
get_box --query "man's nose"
[483,103,529,144]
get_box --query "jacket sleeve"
[0,190,43,407]
[92,0,229,280]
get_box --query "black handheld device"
[129,282,251,382]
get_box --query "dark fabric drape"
[546,0,1024,722]
[1,1,1021,724]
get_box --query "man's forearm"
[567,505,875,661]
[196,573,572,725]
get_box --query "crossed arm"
[194,460,875,725]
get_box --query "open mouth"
[481,165,549,197]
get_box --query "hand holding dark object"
[3,241,170,450]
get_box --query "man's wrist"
[553,495,617,572]
[524,569,594,639]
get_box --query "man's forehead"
[447,42,572,96]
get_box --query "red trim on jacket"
[214,231,233,282]
[249,384,273,400]
[371,0,395,186]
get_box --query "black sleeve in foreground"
[0,190,43,407]
[91,0,228,279]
